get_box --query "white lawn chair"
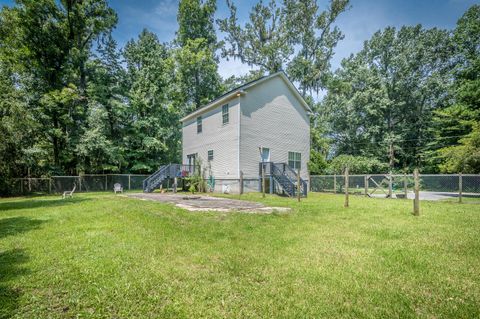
[113,183,123,194]
[62,184,76,199]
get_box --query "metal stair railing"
[283,164,308,196]
[143,165,169,192]
[143,164,196,193]
[271,163,296,197]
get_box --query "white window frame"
[288,152,301,170]
[222,104,229,125]
[197,116,202,133]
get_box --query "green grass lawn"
[1,192,479,318]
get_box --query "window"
[197,116,202,133]
[288,152,301,170]
[261,147,270,162]
[208,150,214,161]
[222,104,229,125]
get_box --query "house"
[180,71,311,195]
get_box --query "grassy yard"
[0,192,479,318]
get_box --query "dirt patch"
[127,193,290,213]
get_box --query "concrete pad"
[127,193,290,213]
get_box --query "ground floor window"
[288,152,301,170]
[208,150,214,161]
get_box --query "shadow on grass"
[0,217,46,239]
[0,197,89,212]
[0,249,29,319]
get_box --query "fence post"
[240,171,244,195]
[20,179,23,194]
[297,167,301,202]
[49,178,52,194]
[333,174,337,194]
[364,175,368,197]
[261,163,266,198]
[105,175,108,191]
[128,174,131,191]
[344,167,349,208]
[459,172,463,203]
[404,173,408,198]
[388,171,393,198]
[79,175,82,192]
[413,168,420,216]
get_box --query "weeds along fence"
[11,174,150,195]
[310,173,480,202]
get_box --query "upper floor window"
[208,150,214,161]
[288,152,301,170]
[222,104,229,125]
[197,116,202,133]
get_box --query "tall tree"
[175,0,221,111]
[284,0,349,95]
[218,0,349,89]
[435,5,480,173]
[322,25,453,171]
[123,30,179,172]
[0,0,116,174]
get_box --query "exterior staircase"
[143,164,193,193]
[269,163,308,197]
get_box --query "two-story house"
[180,71,311,194]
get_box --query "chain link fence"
[310,173,480,202]
[11,174,150,195]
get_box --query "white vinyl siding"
[239,75,310,179]
[182,97,240,178]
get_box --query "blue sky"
[0,0,477,78]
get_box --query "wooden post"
[333,174,337,193]
[297,167,301,202]
[344,167,349,208]
[128,174,131,191]
[413,169,420,216]
[79,175,82,192]
[105,175,108,191]
[364,175,368,197]
[49,178,52,194]
[173,177,178,193]
[240,171,244,195]
[261,163,266,198]
[459,173,463,203]
[404,173,408,198]
[388,171,393,198]
[20,179,23,194]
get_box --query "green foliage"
[185,158,206,193]
[327,155,388,174]
[175,0,222,111]
[438,124,480,173]
[322,25,453,171]
[218,0,349,95]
